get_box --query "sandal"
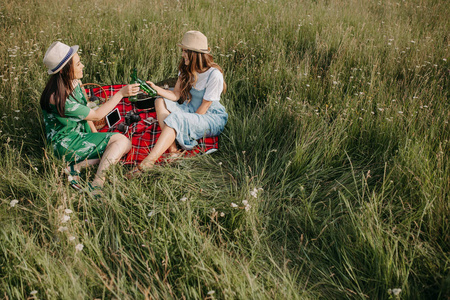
[87,182,103,199]
[64,165,82,191]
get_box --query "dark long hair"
[40,58,75,117]
[178,50,226,102]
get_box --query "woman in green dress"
[40,41,139,191]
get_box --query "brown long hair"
[40,58,75,117]
[178,50,227,102]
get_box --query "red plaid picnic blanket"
[86,84,219,165]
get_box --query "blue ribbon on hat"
[51,48,74,73]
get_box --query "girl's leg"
[70,159,100,173]
[92,134,131,187]
[64,159,100,191]
[155,98,177,153]
[139,126,176,169]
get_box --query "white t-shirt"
[192,68,224,102]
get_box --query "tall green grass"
[0,0,448,298]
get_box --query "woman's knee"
[155,98,166,110]
[156,98,171,115]
[119,134,132,150]
[109,134,131,150]
[155,98,170,114]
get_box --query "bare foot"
[140,161,155,170]
[168,144,178,153]
[161,150,186,164]
[91,176,105,188]
[125,162,154,180]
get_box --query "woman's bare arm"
[88,120,98,132]
[147,78,182,101]
[195,99,212,115]
[84,84,139,121]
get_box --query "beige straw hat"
[43,41,79,75]
[177,31,211,54]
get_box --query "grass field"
[0,0,449,299]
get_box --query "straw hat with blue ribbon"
[43,41,79,75]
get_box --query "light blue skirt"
[164,99,228,150]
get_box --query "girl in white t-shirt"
[130,31,228,175]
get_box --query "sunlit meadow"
[0,0,449,299]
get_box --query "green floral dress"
[42,83,116,164]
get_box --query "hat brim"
[177,44,210,54]
[47,45,79,75]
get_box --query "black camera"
[124,111,141,125]
[117,111,142,133]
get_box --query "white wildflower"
[245,204,251,211]
[392,288,402,295]
[242,200,248,206]
[9,199,19,207]
[388,288,402,296]
[61,215,70,223]
[30,290,38,295]
[220,212,225,217]
[147,210,155,217]
[231,202,238,208]
[250,187,263,198]
[75,244,84,252]
[58,226,68,232]
[180,197,187,202]
[64,209,73,214]
[207,290,215,295]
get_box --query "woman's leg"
[155,98,177,153]
[139,126,176,169]
[92,134,131,187]
[70,159,100,173]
